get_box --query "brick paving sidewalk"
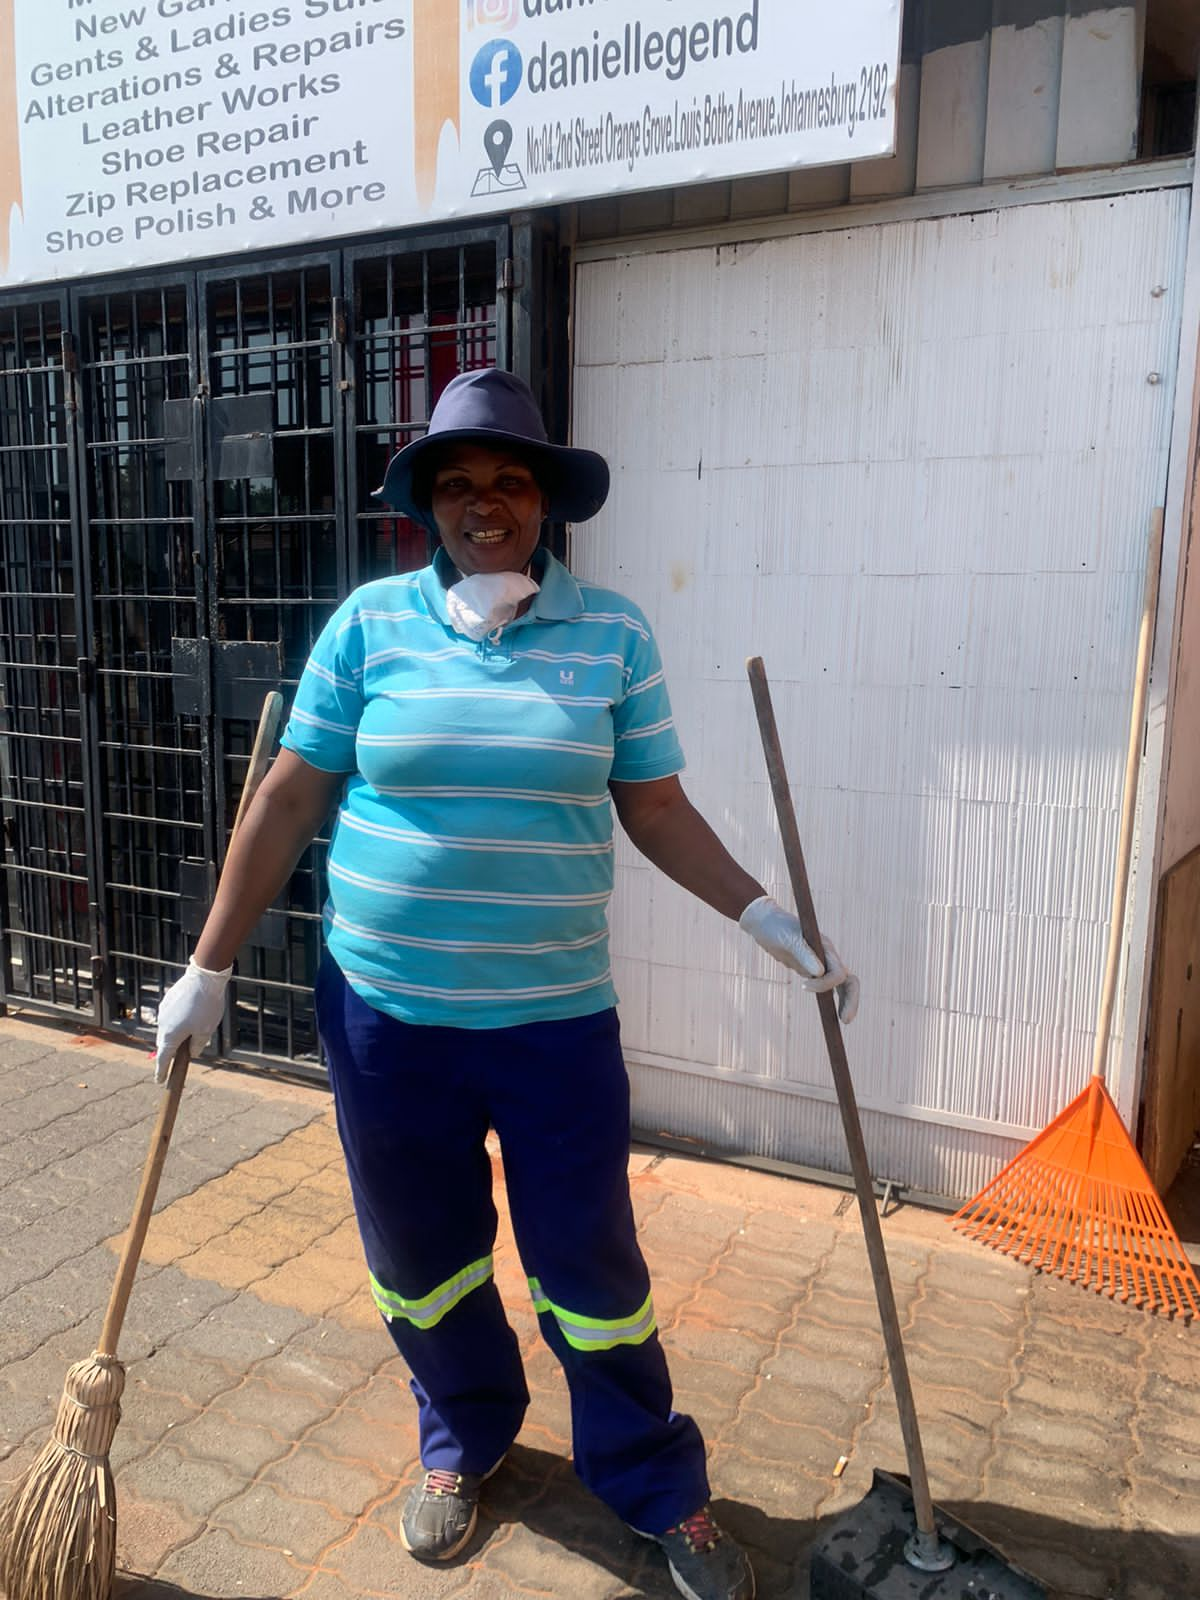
[0,1014,1196,1600]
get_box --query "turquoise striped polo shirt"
[280,548,684,1028]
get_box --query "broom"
[0,690,284,1600]
[953,511,1200,1318]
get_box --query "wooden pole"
[97,690,284,1358]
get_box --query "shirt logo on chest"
[559,669,575,687]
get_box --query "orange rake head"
[953,1077,1200,1319]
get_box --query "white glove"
[154,959,233,1084]
[739,895,860,1025]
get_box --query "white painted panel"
[983,15,1064,182]
[914,39,990,191]
[572,188,1188,1196]
[1056,7,1140,170]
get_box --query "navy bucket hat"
[375,369,610,525]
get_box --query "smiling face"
[429,444,549,578]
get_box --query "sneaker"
[651,1507,756,1600]
[399,1467,488,1561]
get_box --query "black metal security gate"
[0,224,513,1072]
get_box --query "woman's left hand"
[739,896,860,1024]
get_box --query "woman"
[156,369,857,1600]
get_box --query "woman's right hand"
[154,960,233,1084]
[738,896,860,1024]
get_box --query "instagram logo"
[467,0,518,30]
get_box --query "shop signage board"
[0,0,902,287]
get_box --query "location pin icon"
[484,119,513,178]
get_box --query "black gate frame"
[0,214,569,1078]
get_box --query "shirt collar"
[417,546,583,628]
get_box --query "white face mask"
[446,570,540,641]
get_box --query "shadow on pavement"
[937,1499,1200,1600]
[111,1451,1200,1599]
[485,1448,1200,1600]
[483,1442,818,1595]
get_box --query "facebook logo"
[469,39,523,109]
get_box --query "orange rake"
[954,1077,1199,1316]
[954,510,1200,1319]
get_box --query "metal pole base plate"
[810,1471,1047,1599]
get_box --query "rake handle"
[97,691,285,1359]
[1090,508,1164,1086]
[747,657,940,1545]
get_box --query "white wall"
[572,186,1189,1195]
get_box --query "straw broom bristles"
[0,1354,125,1600]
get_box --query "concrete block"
[214,1479,352,1567]
[212,1375,336,1440]
[116,1381,200,1445]
[764,1345,878,1404]
[681,1284,790,1342]
[908,1310,1016,1372]
[252,1343,371,1401]
[487,1518,642,1600]
[796,1290,894,1340]
[742,1375,867,1442]
[281,1317,391,1377]
[667,1349,755,1421]
[709,1443,825,1522]
[985,1437,1127,1523]
[174,1294,314,1369]
[642,1188,749,1246]
[734,1408,853,1481]
[1008,1366,1134,1428]
[156,1525,309,1597]
[662,1318,773,1375]
[0,1243,118,1364]
[1123,1474,1200,1539]
[327,1519,480,1593]
[114,1494,203,1580]
[263,1444,388,1518]
[918,1282,1026,1331]
[128,1347,242,1409]
[303,1410,418,1481]
[0,1036,58,1069]
[171,1410,291,1476]
[739,1209,838,1260]
[120,1441,248,1523]
[3,1077,130,1137]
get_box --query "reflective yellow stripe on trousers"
[371,1255,494,1330]
[527,1277,657,1352]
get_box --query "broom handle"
[1090,508,1164,1086]
[747,658,941,1549]
[97,690,285,1359]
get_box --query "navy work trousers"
[314,955,709,1535]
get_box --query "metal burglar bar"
[199,255,345,1068]
[348,230,508,588]
[0,295,96,1019]
[0,224,512,1073]
[73,279,208,1034]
